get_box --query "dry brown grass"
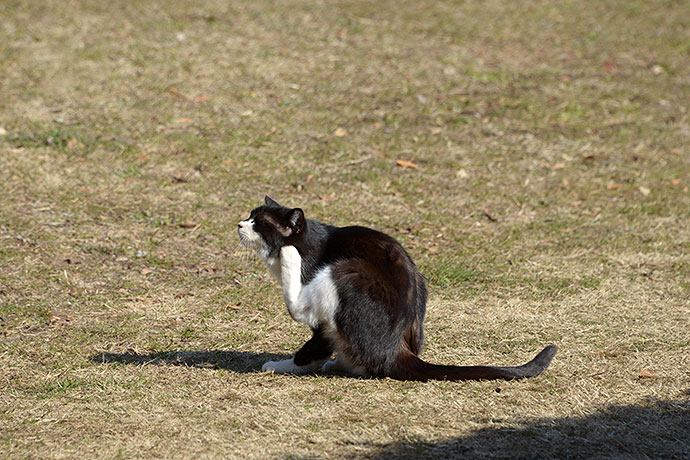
[1,0,689,458]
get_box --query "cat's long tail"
[391,345,558,381]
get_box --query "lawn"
[1,0,689,458]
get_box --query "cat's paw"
[262,358,297,374]
[262,358,321,375]
[321,359,339,374]
[321,357,369,378]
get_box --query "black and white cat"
[238,196,557,381]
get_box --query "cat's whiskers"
[237,242,250,266]
[245,245,256,264]
[237,236,261,268]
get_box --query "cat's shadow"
[90,349,290,373]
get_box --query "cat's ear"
[264,195,281,207]
[287,208,305,234]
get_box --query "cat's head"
[237,196,306,259]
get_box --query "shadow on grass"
[91,350,376,379]
[354,396,690,460]
[91,349,290,372]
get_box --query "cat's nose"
[237,223,242,228]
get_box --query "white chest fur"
[270,246,340,331]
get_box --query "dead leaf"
[334,127,347,137]
[176,117,194,124]
[396,159,419,169]
[428,247,438,254]
[552,162,565,170]
[607,183,622,190]
[670,178,681,186]
[66,137,79,151]
[168,87,183,97]
[603,61,616,73]
[582,152,595,161]
[265,126,277,137]
[639,186,651,196]
[193,95,208,103]
[178,222,197,228]
[639,369,660,379]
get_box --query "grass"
[1,0,689,458]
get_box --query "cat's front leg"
[280,245,304,319]
[262,326,333,375]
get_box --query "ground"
[1,0,689,458]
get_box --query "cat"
[237,196,557,381]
